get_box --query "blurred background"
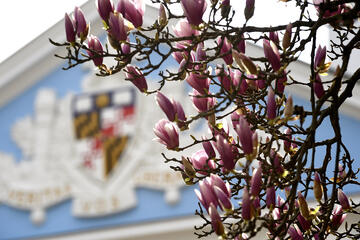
[0,1,359,239]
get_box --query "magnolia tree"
[51,0,360,239]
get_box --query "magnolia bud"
[314,45,326,69]
[158,4,168,27]
[221,0,231,18]
[97,0,114,22]
[236,116,254,155]
[242,187,252,220]
[267,88,276,120]
[263,39,281,71]
[338,189,351,210]
[269,31,279,45]
[232,50,258,75]
[266,186,275,209]
[284,95,293,118]
[282,23,292,50]
[65,13,76,43]
[314,172,323,202]
[314,74,325,99]
[214,134,236,172]
[244,0,255,21]
[74,7,88,41]
[297,192,310,220]
[87,35,104,67]
[250,164,262,197]
[217,37,233,65]
[284,128,292,152]
[181,156,196,178]
[209,203,225,236]
[202,138,216,159]
[156,91,176,122]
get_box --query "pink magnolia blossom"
[288,225,304,240]
[242,187,252,220]
[314,45,326,69]
[266,185,275,209]
[263,39,281,71]
[173,19,199,39]
[217,37,233,65]
[196,177,219,210]
[96,0,114,22]
[191,89,215,113]
[269,31,279,45]
[202,138,216,159]
[87,35,104,67]
[314,172,323,202]
[210,174,231,198]
[313,0,344,18]
[74,7,88,40]
[190,150,215,174]
[297,214,311,231]
[284,128,292,152]
[186,72,210,94]
[209,203,225,236]
[117,0,145,28]
[108,12,128,42]
[153,119,179,150]
[214,134,236,172]
[338,189,351,210]
[235,116,254,155]
[244,0,255,20]
[314,74,325,98]
[214,186,233,211]
[156,92,176,122]
[331,205,347,231]
[125,65,148,92]
[180,0,207,26]
[250,164,262,196]
[65,13,76,43]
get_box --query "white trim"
[32,216,216,240]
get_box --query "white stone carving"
[0,70,204,224]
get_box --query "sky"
[0,0,87,63]
[0,0,328,64]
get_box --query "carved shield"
[72,87,136,182]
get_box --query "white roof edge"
[33,216,206,240]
